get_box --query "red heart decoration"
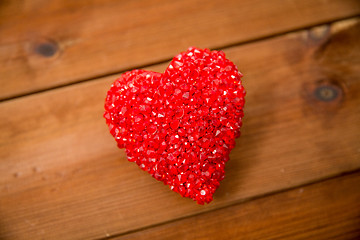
[104,47,245,204]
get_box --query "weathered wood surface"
[0,16,359,239]
[0,0,359,100]
[118,172,360,240]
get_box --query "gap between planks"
[0,14,357,103]
[99,169,360,240]
[1,0,359,100]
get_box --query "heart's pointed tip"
[195,194,214,205]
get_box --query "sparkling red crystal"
[104,47,245,204]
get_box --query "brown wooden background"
[1,0,360,239]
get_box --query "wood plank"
[0,18,360,239]
[117,172,360,240]
[1,0,359,100]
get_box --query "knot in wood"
[314,85,339,102]
[34,39,59,57]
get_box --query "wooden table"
[1,1,360,239]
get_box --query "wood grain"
[117,172,360,240]
[0,18,359,239]
[1,0,360,100]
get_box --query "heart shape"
[104,47,245,204]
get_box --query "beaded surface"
[104,47,245,204]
